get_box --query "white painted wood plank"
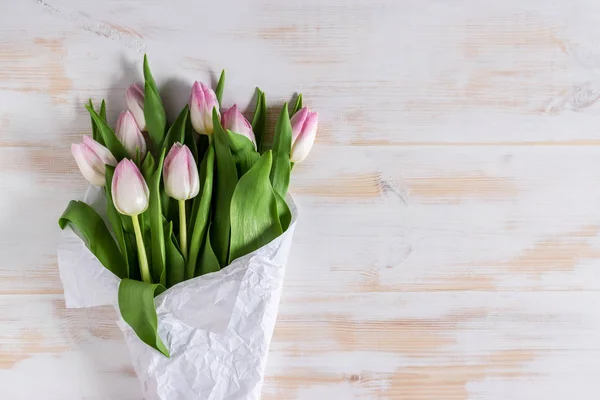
[2,0,600,399]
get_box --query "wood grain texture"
[2,0,600,399]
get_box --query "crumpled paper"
[57,186,297,400]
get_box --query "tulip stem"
[132,214,151,283]
[178,200,188,260]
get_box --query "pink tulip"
[115,110,147,159]
[126,84,146,131]
[71,136,117,186]
[111,159,149,216]
[163,143,200,200]
[290,107,318,163]
[189,81,219,135]
[221,104,256,147]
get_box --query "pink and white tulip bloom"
[163,143,200,200]
[71,136,117,186]
[221,104,256,147]
[115,110,147,159]
[290,107,318,163]
[111,159,149,216]
[189,81,219,135]
[126,84,146,131]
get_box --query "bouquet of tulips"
[56,56,317,400]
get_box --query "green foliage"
[211,109,238,267]
[292,93,303,115]
[149,149,167,285]
[59,200,127,278]
[118,279,169,356]
[229,151,282,262]
[143,55,167,148]
[251,88,267,152]
[270,104,292,199]
[85,104,128,160]
[215,69,225,106]
[187,146,215,279]
[165,221,185,287]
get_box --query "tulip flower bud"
[115,110,147,159]
[221,104,256,147]
[71,136,117,186]
[189,81,219,135]
[163,143,200,200]
[290,107,318,163]
[126,84,146,131]
[111,159,149,216]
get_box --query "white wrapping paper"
[57,186,297,400]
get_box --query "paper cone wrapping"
[57,186,297,400]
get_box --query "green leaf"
[100,99,107,122]
[125,232,140,281]
[211,110,238,267]
[160,190,173,224]
[141,152,156,182]
[196,222,220,276]
[105,166,130,277]
[140,205,152,235]
[118,279,169,357]
[188,142,207,232]
[144,81,167,148]
[165,221,185,287]
[121,211,134,234]
[59,201,127,278]
[229,151,282,262]
[228,130,260,178]
[135,147,142,168]
[162,106,189,154]
[89,100,102,145]
[184,110,199,164]
[143,55,166,148]
[215,69,226,106]
[275,191,292,231]
[149,149,167,286]
[251,89,267,153]
[292,93,303,115]
[196,130,210,164]
[85,104,128,160]
[187,146,214,279]
[143,216,154,279]
[138,212,153,272]
[143,54,159,99]
[269,104,292,199]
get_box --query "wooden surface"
[2,0,600,399]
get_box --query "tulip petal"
[82,135,117,167]
[290,106,309,143]
[72,143,104,186]
[126,84,146,131]
[290,110,318,163]
[190,81,219,135]
[112,159,150,216]
[116,110,147,159]
[187,149,200,198]
[222,105,256,148]
[71,136,118,186]
[163,143,199,200]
